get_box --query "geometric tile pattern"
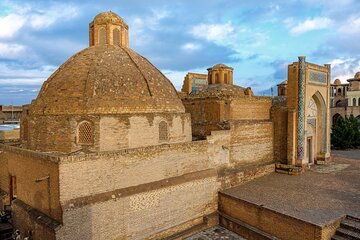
[297,57,306,160]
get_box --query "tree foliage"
[331,115,360,149]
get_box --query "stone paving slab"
[186,226,245,240]
[221,150,360,227]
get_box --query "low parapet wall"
[0,129,20,140]
[219,192,341,240]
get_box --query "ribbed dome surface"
[31,44,184,115]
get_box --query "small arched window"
[215,73,219,84]
[159,121,168,141]
[353,98,357,106]
[77,121,94,145]
[113,28,120,46]
[338,88,342,95]
[99,28,106,45]
[224,73,228,83]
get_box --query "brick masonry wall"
[0,145,62,222]
[230,97,272,120]
[229,121,274,164]
[12,202,56,240]
[271,106,288,163]
[56,177,219,240]
[0,130,20,140]
[58,141,211,202]
[219,193,324,240]
[25,113,191,153]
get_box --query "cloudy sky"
[0,0,359,105]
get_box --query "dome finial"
[89,11,129,48]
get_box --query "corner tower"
[89,11,129,47]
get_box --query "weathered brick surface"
[219,194,324,240]
[58,141,210,201]
[56,177,219,240]
[0,130,19,140]
[271,106,288,163]
[229,121,273,164]
[0,145,61,222]
[230,97,272,120]
[24,113,191,153]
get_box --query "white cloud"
[0,43,26,58]
[29,5,78,29]
[190,23,235,42]
[0,3,79,39]
[181,43,201,51]
[0,14,26,38]
[129,8,171,47]
[338,16,360,35]
[289,17,333,35]
[0,63,56,86]
[329,58,360,82]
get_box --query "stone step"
[347,216,360,223]
[0,223,13,235]
[0,231,13,240]
[275,163,303,175]
[332,234,353,240]
[219,211,279,240]
[336,227,360,239]
[342,218,360,233]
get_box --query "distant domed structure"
[333,79,341,85]
[22,12,191,153]
[207,63,233,85]
[354,72,360,79]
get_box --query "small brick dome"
[92,11,128,28]
[354,72,360,79]
[333,79,341,85]
[30,44,185,115]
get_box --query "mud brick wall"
[25,113,191,153]
[58,141,211,202]
[229,121,273,164]
[271,106,288,163]
[219,193,324,240]
[0,130,19,140]
[230,97,272,120]
[0,145,61,222]
[56,177,219,240]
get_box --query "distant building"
[330,73,360,124]
[0,105,22,124]
[181,72,208,94]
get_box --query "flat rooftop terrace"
[220,150,360,227]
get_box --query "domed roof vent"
[89,11,129,47]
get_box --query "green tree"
[348,114,360,146]
[331,116,354,149]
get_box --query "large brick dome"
[31,44,184,115]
